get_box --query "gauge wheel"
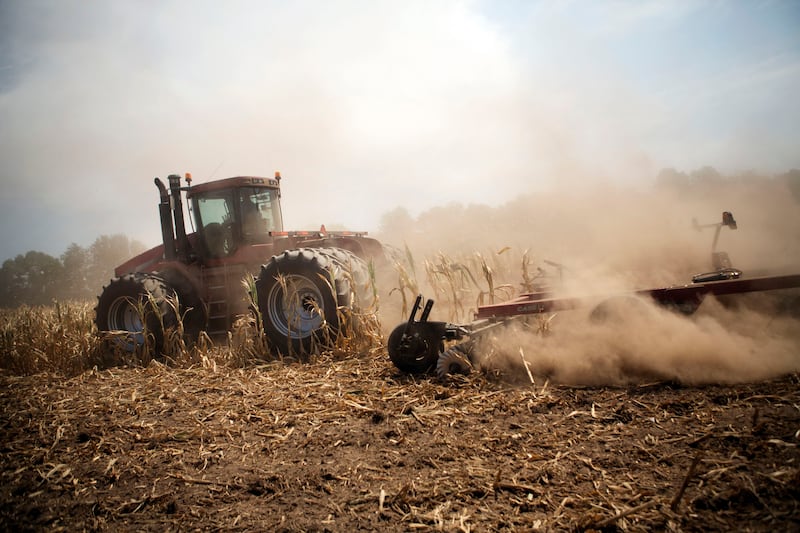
[387,321,444,374]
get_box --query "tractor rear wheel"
[95,273,177,354]
[256,247,367,355]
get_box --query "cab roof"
[187,176,281,195]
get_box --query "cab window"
[196,191,235,257]
[239,187,282,242]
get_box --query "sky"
[1,0,798,262]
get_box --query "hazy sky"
[1,0,798,262]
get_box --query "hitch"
[387,295,540,376]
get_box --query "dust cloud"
[474,295,800,386]
[376,175,800,385]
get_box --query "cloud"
[0,1,541,252]
[0,0,798,262]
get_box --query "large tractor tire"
[322,246,374,305]
[95,273,177,354]
[255,247,368,355]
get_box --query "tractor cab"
[153,173,284,264]
[187,175,284,259]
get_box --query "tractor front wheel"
[95,273,177,354]
[256,248,367,356]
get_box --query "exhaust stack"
[154,178,177,261]
[167,174,190,262]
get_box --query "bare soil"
[1,352,798,532]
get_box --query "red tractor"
[95,172,384,354]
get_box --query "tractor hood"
[113,243,166,277]
[113,233,202,277]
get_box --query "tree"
[60,243,91,300]
[0,234,147,307]
[86,235,146,293]
[690,166,722,185]
[0,251,63,307]
[377,207,415,243]
[777,169,800,203]
[655,167,689,189]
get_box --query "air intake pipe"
[167,174,190,262]
[154,177,177,261]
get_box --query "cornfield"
[0,246,546,377]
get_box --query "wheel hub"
[107,296,145,348]
[267,275,326,339]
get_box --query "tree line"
[0,235,146,307]
[655,167,800,199]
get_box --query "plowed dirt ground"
[2,351,798,532]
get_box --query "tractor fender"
[320,237,366,260]
[271,236,385,264]
[318,236,385,263]
[150,262,203,300]
[151,262,208,337]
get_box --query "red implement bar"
[475,274,800,320]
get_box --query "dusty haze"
[376,177,800,385]
[1,2,799,261]
[2,1,798,384]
